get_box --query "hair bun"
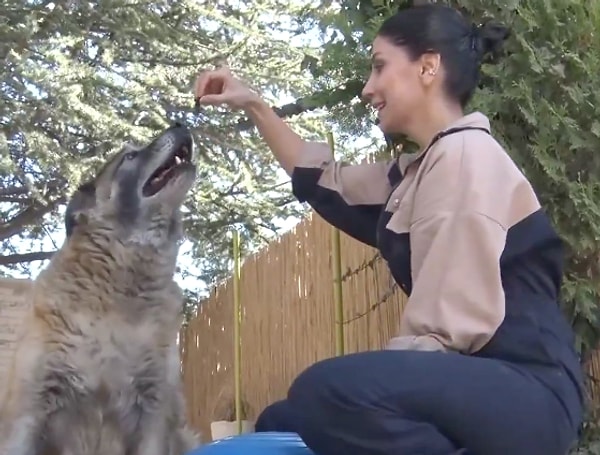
[476,20,510,63]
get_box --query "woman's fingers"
[194,65,232,99]
[193,65,256,109]
[197,92,229,106]
[194,73,220,99]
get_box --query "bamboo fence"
[179,211,600,441]
[179,212,407,439]
[0,215,597,443]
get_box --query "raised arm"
[243,96,307,176]
[195,67,304,176]
[289,140,396,247]
[246,98,397,246]
[195,67,398,247]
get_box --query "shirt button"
[393,198,400,206]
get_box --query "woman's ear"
[419,52,440,86]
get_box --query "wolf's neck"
[53,229,180,291]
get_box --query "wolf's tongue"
[153,168,169,183]
[151,171,168,188]
[145,165,175,196]
[143,153,186,196]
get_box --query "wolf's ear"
[64,181,97,237]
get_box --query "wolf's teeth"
[175,156,181,164]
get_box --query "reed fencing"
[0,213,597,443]
[179,212,600,440]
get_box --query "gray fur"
[0,124,201,454]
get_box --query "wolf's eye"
[125,151,138,160]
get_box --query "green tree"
[0,0,325,288]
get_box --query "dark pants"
[255,350,580,455]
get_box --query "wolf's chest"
[45,318,168,412]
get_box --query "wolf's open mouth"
[142,144,192,197]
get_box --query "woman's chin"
[377,118,402,136]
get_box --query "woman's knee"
[288,351,410,411]
[286,354,461,455]
[254,358,352,437]
[288,357,342,409]
[288,354,375,415]
[255,399,299,433]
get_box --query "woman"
[194,4,584,455]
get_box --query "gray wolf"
[0,123,201,454]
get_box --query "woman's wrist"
[243,93,269,117]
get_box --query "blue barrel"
[185,432,315,455]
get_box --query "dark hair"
[377,4,510,107]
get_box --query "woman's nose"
[361,79,374,104]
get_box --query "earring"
[428,69,436,76]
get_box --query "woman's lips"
[373,101,386,111]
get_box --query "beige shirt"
[290,112,542,354]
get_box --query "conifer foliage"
[0,0,322,285]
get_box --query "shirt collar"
[397,111,491,174]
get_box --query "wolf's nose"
[171,120,184,128]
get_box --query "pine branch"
[0,186,28,197]
[0,197,64,241]
[233,79,365,131]
[0,250,55,266]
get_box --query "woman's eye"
[373,63,384,73]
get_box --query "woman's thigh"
[286,350,578,455]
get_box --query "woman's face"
[362,35,436,136]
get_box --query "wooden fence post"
[327,132,345,357]
[232,229,243,434]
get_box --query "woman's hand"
[193,65,305,176]
[194,66,260,110]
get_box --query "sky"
[3,3,383,298]
[11,133,380,295]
